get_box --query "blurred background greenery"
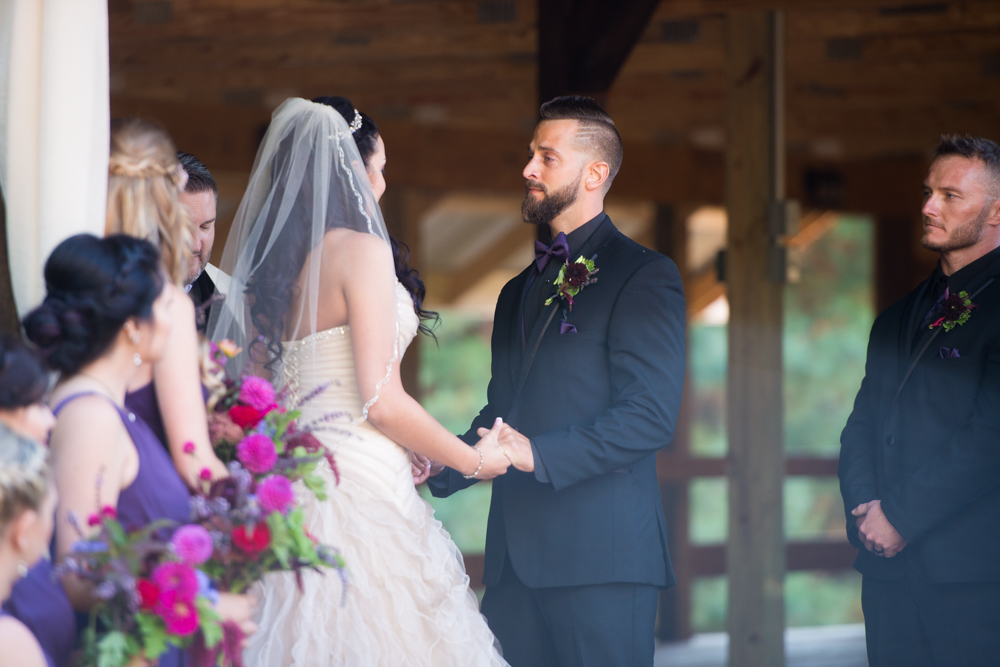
[417,214,873,632]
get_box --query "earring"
[17,560,28,578]
[133,352,142,367]
[129,332,140,345]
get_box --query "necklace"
[77,372,125,407]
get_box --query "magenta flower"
[171,524,214,566]
[239,376,277,412]
[156,589,200,636]
[151,562,199,602]
[236,433,278,474]
[183,441,195,454]
[257,475,295,514]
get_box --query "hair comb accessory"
[349,109,363,134]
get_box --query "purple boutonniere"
[545,255,598,334]
[929,289,977,333]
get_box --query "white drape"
[0,0,109,315]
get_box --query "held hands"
[478,423,534,473]
[410,451,445,485]
[853,499,907,558]
[470,418,513,480]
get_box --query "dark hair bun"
[0,335,48,408]
[24,234,164,376]
[312,96,380,165]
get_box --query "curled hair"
[936,135,1000,198]
[0,335,48,409]
[312,96,439,336]
[24,235,164,377]
[0,424,49,534]
[106,118,193,286]
[539,96,623,191]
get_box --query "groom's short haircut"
[935,135,1000,198]
[539,96,623,191]
[178,151,218,200]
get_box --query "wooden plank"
[725,10,785,667]
[689,541,858,577]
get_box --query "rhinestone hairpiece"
[349,110,363,134]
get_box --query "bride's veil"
[207,98,396,418]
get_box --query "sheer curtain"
[0,0,109,315]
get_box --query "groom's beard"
[521,177,580,227]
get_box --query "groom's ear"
[583,160,611,193]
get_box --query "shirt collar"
[540,211,606,258]
[941,244,1000,293]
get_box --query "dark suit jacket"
[189,269,217,334]
[428,215,685,589]
[839,252,1000,582]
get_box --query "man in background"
[178,151,228,330]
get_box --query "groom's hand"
[480,424,534,472]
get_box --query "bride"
[209,97,511,666]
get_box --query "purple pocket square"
[938,347,960,359]
[560,320,577,334]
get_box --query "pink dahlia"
[238,376,276,412]
[257,475,295,514]
[171,524,214,566]
[156,590,200,636]
[151,562,199,602]
[237,433,278,474]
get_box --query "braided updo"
[0,424,48,534]
[24,235,164,376]
[106,118,193,286]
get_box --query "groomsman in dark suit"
[840,135,1000,666]
[428,97,685,666]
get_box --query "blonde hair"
[0,424,48,533]
[106,118,193,286]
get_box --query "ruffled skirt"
[245,427,507,667]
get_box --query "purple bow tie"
[534,232,570,273]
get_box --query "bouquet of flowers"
[204,341,341,501]
[61,507,224,667]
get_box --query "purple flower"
[239,376,277,412]
[171,524,214,566]
[257,475,295,514]
[236,433,278,474]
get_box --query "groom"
[428,96,686,666]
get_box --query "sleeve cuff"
[531,440,550,484]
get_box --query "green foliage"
[195,598,223,648]
[135,613,168,660]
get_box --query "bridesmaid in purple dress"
[0,337,73,667]
[24,234,256,667]
[0,426,59,667]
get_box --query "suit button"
[885,435,894,446]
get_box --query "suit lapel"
[513,216,619,396]
[507,267,533,390]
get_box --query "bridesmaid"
[24,234,255,666]
[0,428,58,667]
[105,117,227,485]
[0,338,75,667]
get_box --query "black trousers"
[480,555,659,667]
[862,574,1000,667]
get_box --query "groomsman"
[177,152,228,330]
[429,97,685,666]
[840,135,1000,666]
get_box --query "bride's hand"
[472,418,512,480]
[216,592,259,646]
[410,451,444,485]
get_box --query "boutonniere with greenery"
[929,289,978,332]
[545,255,598,334]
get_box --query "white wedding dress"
[245,282,508,667]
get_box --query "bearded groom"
[428,96,686,666]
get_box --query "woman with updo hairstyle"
[0,336,54,443]
[0,428,57,667]
[22,235,255,666]
[105,118,228,486]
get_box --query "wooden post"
[725,10,785,667]
[0,186,21,335]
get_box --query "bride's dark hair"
[313,96,438,337]
[246,97,437,370]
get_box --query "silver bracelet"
[462,446,484,479]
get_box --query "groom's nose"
[523,156,541,182]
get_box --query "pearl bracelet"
[462,445,484,479]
